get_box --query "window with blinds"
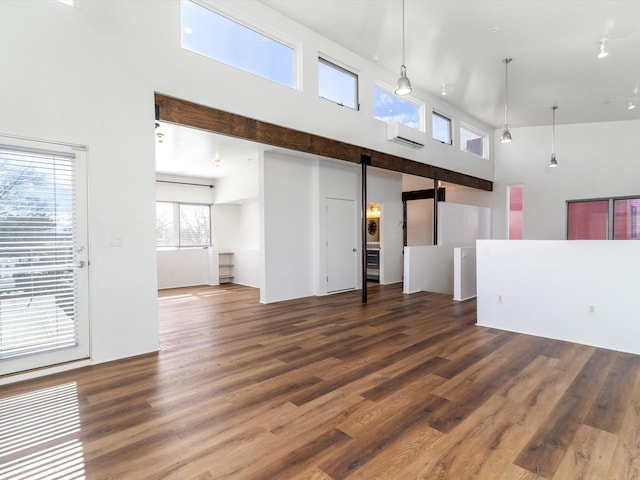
[0,145,78,360]
[567,196,640,240]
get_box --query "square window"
[460,125,486,158]
[156,202,211,247]
[432,111,452,144]
[374,87,421,130]
[318,58,358,110]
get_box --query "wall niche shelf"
[218,252,234,283]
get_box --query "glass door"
[0,137,89,376]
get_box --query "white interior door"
[326,198,357,293]
[0,137,90,376]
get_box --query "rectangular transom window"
[180,0,295,88]
[460,124,486,158]
[374,87,421,130]
[318,58,358,110]
[156,202,211,247]
[568,196,640,240]
[432,111,452,144]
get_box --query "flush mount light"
[500,58,513,144]
[598,38,609,59]
[394,0,412,96]
[549,105,558,168]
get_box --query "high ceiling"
[157,0,640,180]
[261,0,640,128]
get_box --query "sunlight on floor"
[0,382,85,479]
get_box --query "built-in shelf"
[218,252,234,284]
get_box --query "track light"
[598,38,608,59]
[395,0,412,96]
[628,101,636,110]
[500,58,513,144]
[441,83,448,96]
[549,105,558,168]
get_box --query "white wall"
[477,240,640,355]
[157,248,217,289]
[213,200,261,288]
[492,119,640,239]
[403,246,453,295]
[262,152,318,303]
[213,160,259,205]
[407,199,434,246]
[438,202,491,246]
[0,0,494,372]
[453,247,477,301]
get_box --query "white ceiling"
[157,0,640,180]
[155,122,261,180]
[261,0,640,128]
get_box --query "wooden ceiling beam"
[154,92,493,191]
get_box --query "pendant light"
[549,105,558,168]
[500,58,513,143]
[395,0,412,95]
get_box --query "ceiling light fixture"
[394,0,412,96]
[500,58,513,144]
[441,83,448,96]
[549,105,558,168]
[155,121,164,143]
[597,38,608,59]
[628,100,636,110]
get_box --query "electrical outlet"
[497,295,504,304]
[587,305,596,316]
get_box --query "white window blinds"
[0,145,79,360]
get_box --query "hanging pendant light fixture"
[500,58,513,143]
[549,105,558,168]
[395,0,412,95]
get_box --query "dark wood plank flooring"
[1,283,640,479]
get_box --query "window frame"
[432,110,453,145]
[459,123,487,159]
[373,85,424,131]
[156,201,212,248]
[318,57,359,110]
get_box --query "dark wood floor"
[1,283,640,479]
